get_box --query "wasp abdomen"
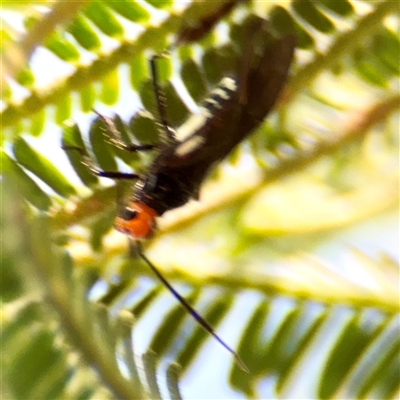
[176,77,238,143]
[202,77,238,116]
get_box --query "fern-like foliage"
[1,1,399,399]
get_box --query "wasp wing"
[155,33,295,177]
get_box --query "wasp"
[65,21,295,371]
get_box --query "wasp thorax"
[115,202,158,239]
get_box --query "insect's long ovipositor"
[66,19,295,372]
[137,243,250,372]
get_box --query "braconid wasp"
[64,19,295,372]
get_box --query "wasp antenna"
[149,54,177,144]
[136,243,249,372]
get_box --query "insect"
[65,22,295,372]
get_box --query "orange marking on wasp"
[114,202,158,239]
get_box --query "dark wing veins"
[139,34,295,214]
[154,34,296,175]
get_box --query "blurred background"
[2,1,399,399]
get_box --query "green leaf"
[354,51,389,87]
[89,210,115,251]
[139,78,189,126]
[105,0,150,22]
[372,28,400,76]
[149,291,200,356]
[89,116,118,171]
[145,0,173,10]
[67,14,101,51]
[129,111,160,145]
[1,150,51,210]
[230,302,270,393]
[12,138,76,198]
[175,293,234,370]
[318,0,354,16]
[29,109,46,137]
[129,54,148,91]
[46,32,80,61]
[79,84,97,112]
[162,81,190,126]
[105,114,142,165]
[100,69,119,105]
[269,5,314,48]
[7,329,68,400]
[166,363,183,400]
[84,1,124,37]
[55,94,72,124]
[292,0,335,33]
[320,312,384,398]
[201,45,236,85]
[180,58,208,102]
[61,122,99,187]
[16,68,35,87]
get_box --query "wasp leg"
[97,171,141,179]
[93,110,156,153]
[150,54,177,144]
[62,144,141,180]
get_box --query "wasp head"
[115,201,158,239]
